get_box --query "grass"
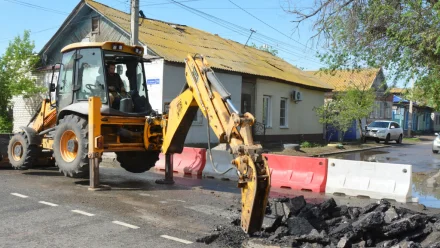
[403,137,422,142]
[300,141,323,148]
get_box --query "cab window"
[75,48,107,103]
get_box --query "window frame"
[262,95,272,128]
[279,97,288,128]
[91,16,100,34]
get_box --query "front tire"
[116,151,160,173]
[7,132,40,170]
[53,115,89,178]
[385,134,390,144]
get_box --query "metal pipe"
[39,127,56,136]
[226,99,239,114]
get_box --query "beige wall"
[255,78,325,136]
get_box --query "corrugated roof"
[85,0,333,91]
[390,88,407,94]
[305,68,380,91]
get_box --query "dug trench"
[196,196,440,247]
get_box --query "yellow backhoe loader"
[7,41,270,233]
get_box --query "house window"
[436,115,440,125]
[263,95,272,127]
[92,16,100,34]
[280,98,288,128]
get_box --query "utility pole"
[130,0,139,46]
[407,77,414,137]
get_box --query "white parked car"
[364,120,403,144]
[433,133,440,154]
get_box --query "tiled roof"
[85,0,333,90]
[305,68,381,91]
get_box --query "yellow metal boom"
[161,54,271,233]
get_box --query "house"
[391,88,434,134]
[16,0,334,145]
[306,68,392,141]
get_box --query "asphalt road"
[327,141,440,173]
[2,141,440,248]
[0,166,247,248]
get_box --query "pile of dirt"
[197,196,440,247]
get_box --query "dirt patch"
[271,143,387,157]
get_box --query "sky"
[0,0,328,71]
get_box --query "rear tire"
[433,150,439,154]
[53,115,89,178]
[7,132,40,170]
[116,151,160,173]
[396,134,402,144]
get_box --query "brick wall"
[12,71,55,132]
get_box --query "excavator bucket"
[238,155,271,234]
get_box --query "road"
[327,140,440,208]
[1,141,440,247]
[0,166,246,248]
[327,141,440,173]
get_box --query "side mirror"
[50,83,56,92]
[436,133,439,136]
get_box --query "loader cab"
[54,42,152,116]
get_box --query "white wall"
[12,71,56,132]
[255,78,325,136]
[144,59,164,113]
[162,63,242,144]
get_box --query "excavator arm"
[161,54,271,234]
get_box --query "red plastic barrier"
[154,147,206,176]
[263,154,328,193]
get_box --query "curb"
[310,145,392,157]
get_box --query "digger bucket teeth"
[239,155,271,234]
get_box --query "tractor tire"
[53,115,89,178]
[7,132,40,170]
[116,151,160,173]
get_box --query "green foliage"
[249,43,278,56]
[0,30,46,98]
[314,86,376,141]
[0,115,12,133]
[288,0,440,110]
[300,141,322,148]
[0,30,45,131]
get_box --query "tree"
[313,71,377,142]
[250,43,279,56]
[0,30,46,132]
[286,0,440,110]
[314,95,354,143]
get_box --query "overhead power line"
[227,0,317,53]
[167,0,325,66]
[4,0,70,15]
[140,0,201,7]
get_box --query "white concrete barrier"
[202,149,238,181]
[326,158,413,203]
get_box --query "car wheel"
[434,150,439,154]
[396,134,402,144]
[385,134,390,144]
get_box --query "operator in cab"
[106,63,126,109]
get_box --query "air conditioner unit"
[291,90,302,101]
